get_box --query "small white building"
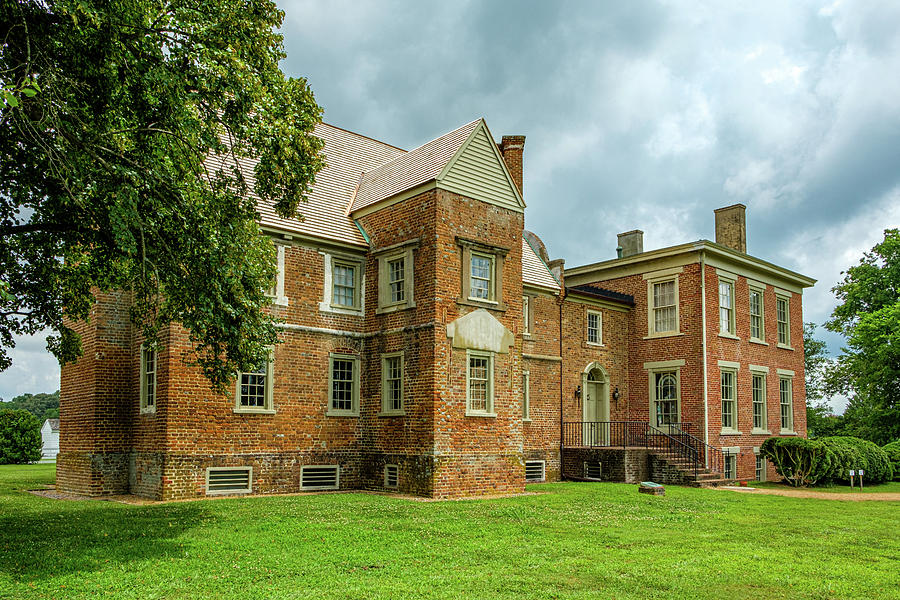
[40,418,59,461]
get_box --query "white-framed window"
[457,238,508,309]
[264,243,288,306]
[749,287,765,342]
[333,261,359,308]
[650,279,678,335]
[720,368,738,433]
[779,374,794,433]
[776,294,790,347]
[328,353,359,417]
[469,252,495,301]
[319,252,365,315]
[523,295,531,336]
[466,350,494,416]
[380,352,404,415]
[723,448,738,479]
[719,279,736,335]
[140,345,157,413]
[751,371,768,433]
[754,449,766,482]
[235,350,275,413]
[375,243,416,313]
[522,370,531,421]
[645,362,682,427]
[586,309,602,345]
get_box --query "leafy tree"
[803,322,839,438]
[0,390,59,421]
[0,409,42,464]
[825,229,900,445]
[1,0,324,388]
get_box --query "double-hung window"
[457,238,508,310]
[466,350,494,416]
[779,374,794,433]
[776,294,791,347]
[140,345,157,413]
[328,353,359,416]
[652,280,677,334]
[380,352,404,415]
[719,279,735,335]
[751,370,768,433]
[723,449,738,479]
[320,252,364,315]
[469,252,494,301]
[720,367,738,433]
[749,286,765,342]
[586,310,602,345]
[333,262,358,308]
[376,242,416,313]
[235,350,275,413]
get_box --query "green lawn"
[751,480,900,494]
[1,465,897,599]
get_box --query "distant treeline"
[0,391,60,422]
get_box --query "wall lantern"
[574,385,582,400]
[613,387,620,405]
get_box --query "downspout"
[700,250,709,452]
[559,295,565,480]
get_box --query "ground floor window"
[755,453,766,482]
[723,449,738,479]
[653,371,679,426]
[466,350,494,416]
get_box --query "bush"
[760,437,834,487]
[820,436,894,484]
[0,409,42,464]
[879,441,900,481]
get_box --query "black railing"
[563,421,727,479]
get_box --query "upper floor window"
[719,279,735,335]
[779,374,794,433]
[333,262,358,308]
[749,287,764,341]
[235,351,274,414]
[466,350,495,416]
[380,352,404,415]
[457,237,508,310]
[264,243,288,306]
[776,295,791,347]
[140,345,157,413]
[652,280,677,334]
[751,370,768,432]
[469,252,494,301]
[328,353,359,417]
[586,309,602,345]
[319,252,365,315]
[523,296,531,336]
[720,368,738,433]
[375,241,417,314]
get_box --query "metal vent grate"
[301,465,340,490]
[384,464,399,488]
[206,467,252,495]
[583,461,602,480]
[525,460,545,482]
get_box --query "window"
[522,296,531,336]
[235,351,274,413]
[755,452,766,482]
[457,237,508,309]
[653,371,679,426]
[751,372,768,433]
[719,279,735,335]
[723,450,738,479]
[653,280,677,333]
[586,310,602,345]
[333,261,358,308]
[264,243,288,306]
[776,295,790,347]
[328,353,359,416]
[376,243,416,313]
[720,369,737,432]
[380,353,404,415]
[466,351,494,416]
[749,287,764,341]
[779,375,794,432]
[522,370,531,421]
[140,345,157,413]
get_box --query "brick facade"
[58,119,814,499]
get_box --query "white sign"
[849,470,855,476]
[859,469,864,475]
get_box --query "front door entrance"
[583,368,610,445]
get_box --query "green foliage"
[882,441,900,481]
[825,229,900,445]
[759,437,834,487]
[803,322,836,438]
[819,436,894,484]
[0,409,42,464]
[1,0,324,388]
[0,390,59,421]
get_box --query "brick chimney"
[499,135,525,196]
[617,230,644,258]
[714,204,747,253]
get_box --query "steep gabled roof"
[522,238,561,292]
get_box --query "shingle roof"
[522,238,561,291]
[350,119,482,213]
[567,284,635,306]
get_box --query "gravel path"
[715,485,900,501]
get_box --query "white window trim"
[719,366,740,435]
[327,353,360,417]
[264,243,289,306]
[717,273,738,339]
[522,369,531,421]
[376,245,416,314]
[645,274,681,338]
[379,351,405,416]
[775,293,792,350]
[779,374,795,434]
[139,344,157,414]
[647,365,682,427]
[319,252,365,316]
[468,250,497,303]
[234,349,275,414]
[456,238,508,311]
[749,367,771,435]
[753,447,767,482]
[586,309,603,346]
[748,285,766,344]
[466,350,495,417]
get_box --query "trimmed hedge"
[880,441,900,481]
[0,409,42,464]
[819,436,894,484]
[759,437,834,487]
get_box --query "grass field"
[1,465,897,599]
[752,479,900,494]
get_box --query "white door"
[583,373,609,445]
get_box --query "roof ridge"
[318,121,406,152]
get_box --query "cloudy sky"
[3,1,899,412]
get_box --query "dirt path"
[715,485,900,501]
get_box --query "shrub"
[759,437,834,487]
[820,436,894,484]
[0,409,42,464]
[879,441,900,481]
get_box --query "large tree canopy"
[1,0,323,388]
[825,229,900,444]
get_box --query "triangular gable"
[437,120,525,212]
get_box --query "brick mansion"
[58,118,815,500]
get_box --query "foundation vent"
[525,460,546,482]
[384,464,399,488]
[583,462,603,480]
[301,465,340,490]
[206,467,252,495]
